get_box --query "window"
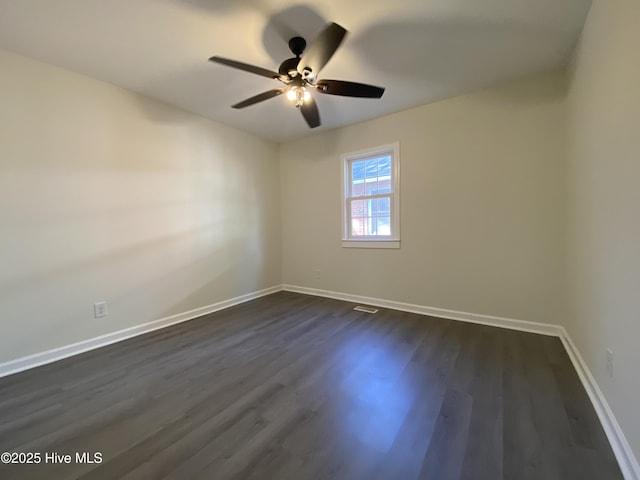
[341,142,400,248]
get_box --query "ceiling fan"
[208,22,385,128]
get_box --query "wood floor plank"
[0,292,623,480]
[460,326,504,480]
[418,387,474,479]
[502,329,547,480]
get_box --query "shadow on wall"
[0,222,226,353]
[0,221,226,302]
[115,247,235,322]
[0,165,273,361]
[1,247,236,363]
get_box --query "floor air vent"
[353,305,379,314]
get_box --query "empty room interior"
[0,0,638,479]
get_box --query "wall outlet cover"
[94,301,108,319]
[606,349,614,378]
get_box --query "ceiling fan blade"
[316,80,385,98]
[300,96,321,128]
[209,56,282,80]
[297,23,347,79]
[231,89,285,109]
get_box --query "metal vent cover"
[353,305,378,314]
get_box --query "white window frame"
[341,142,400,249]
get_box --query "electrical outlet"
[606,349,614,378]
[94,301,108,319]
[315,269,321,280]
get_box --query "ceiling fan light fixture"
[286,86,309,108]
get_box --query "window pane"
[352,160,365,181]
[365,180,379,195]
[377,216,391,235]
[377,176,392,194]
[366,198,376,217]
[352,181,365,197]
[350,199,367,237]
[350,199,367,218]
[378,156,391,176]
[360,217,368,236]
[377,197,390,215]
[365,159,378,178]
[351,218,365,236]
[351,160,365,197]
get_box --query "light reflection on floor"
[337,336,417,453]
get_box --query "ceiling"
[0,0,591,142]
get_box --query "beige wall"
[565,0,640,459]
[280,73,566,324]
[0,49,281,363]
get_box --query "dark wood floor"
[0,292,622,479]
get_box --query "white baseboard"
[283,283,638,479]
[0,285,283,379]
[283,284,562,336]
[559,328,640,480]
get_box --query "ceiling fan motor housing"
[278,57,300,77]
[279,36,308,77]
[288,36,306,57]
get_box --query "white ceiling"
[0,0,591,142]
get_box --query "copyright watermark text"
[1,451,102,465]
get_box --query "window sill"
[341,240,400,249]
